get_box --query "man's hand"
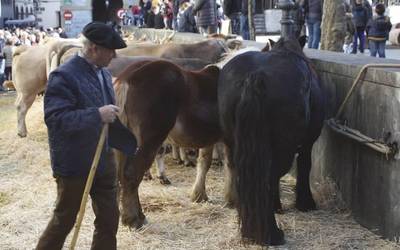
[99,105,120,123]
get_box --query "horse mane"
[214,46,261,69]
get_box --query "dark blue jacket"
[303,0,323,22]
[367,15,392,41]
[44,55,137,177]
[223,0,241,17]
[352,3,368,28]
[178,6,198,33]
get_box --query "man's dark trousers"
[36,152,119,250]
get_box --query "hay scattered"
[0,94,399,249]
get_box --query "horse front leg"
[223,144,238,208]
[120,146,158,229]
[171,145,183,164]
[190,145,213,202]
[296,145,316,211]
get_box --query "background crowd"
[0,27,68,91]
[0,0,396,91]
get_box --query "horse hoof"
[295,198,317,212]
[274,202,284,214]
[190,190,208,203]
[176,160,184,165]
[212,160,223,167]
[223,201,236,209]
[184,161,195,168]
[158,176,171,185]
[143,172,153,181]
[18,132,27,138]
[267,228,285,246]
[122,215,148,230]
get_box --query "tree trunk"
[320,0,346,52]
[248,0,255,40]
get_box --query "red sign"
[63,10,73,21]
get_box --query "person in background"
[302,0,323,49]
[58,27,68,38]
[351,0,369,54]
[343,2,355,53]
[366,3,392,58]
[2,39,13,81]
[193,0,218,35]
[177,1,198,33]
[0,53,4,92]
[223,0,241,36]
[240,0,255,40]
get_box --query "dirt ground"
[0,92,399,250]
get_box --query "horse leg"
[296,144,316,211]
[16,93,36,137]
[181,147,195,167]
[223,144,238,208]
[212,143,224,166]
[272,179,283,214]
[172,145,183,165]
[120,144,160,229]
[190,145,213,202]
[155,145,171,185]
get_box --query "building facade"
[35,0,61,28]
[14,0,34,19]
[0,0,15,27]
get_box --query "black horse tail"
[234,71,273,245]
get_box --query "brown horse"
[114,60,222,229]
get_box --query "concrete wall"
[122,27,400,240]
[306,49,400,241]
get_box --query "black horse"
[218,37,324,246]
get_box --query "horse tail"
[234,71,273,245]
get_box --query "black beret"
[82,22,127,49]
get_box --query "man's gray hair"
[80,35,95,54]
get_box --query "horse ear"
[298,36,307,49]
[262,39,275,52]
[268,39,276,47]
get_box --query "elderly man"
[36,22,137,250]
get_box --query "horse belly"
[168,117,220,148]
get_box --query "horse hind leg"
[295,144,316,211]
[155,144,171,185]
[171,144,183,164]
[16,93,36,137]
[212,142,224,167]
[223,144,238,208]
[190,145,213,202]
[120,143,162,229]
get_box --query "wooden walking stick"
[69,124,109,250]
